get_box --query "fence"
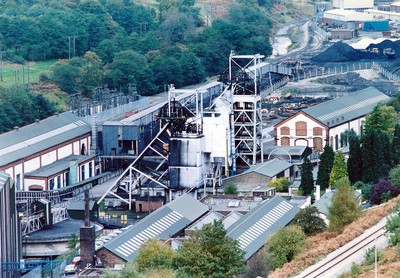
[371,62,400,82]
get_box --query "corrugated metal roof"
[25,155,94,178]
[313,190,361,215]
[222,211,243,230]
[244,159,293,178]
[227,195,300,260]
[303,87,390,127]
[68,200,98,211]
[0,112,91,167]
[186,211,224,232]
[102,194,208,261]
[263,145,309,157]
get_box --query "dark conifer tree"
[392,123,400,165]
[362,130,385,184]
[316,144,334,190]
[347,135,363,184]
[300,157,314,196]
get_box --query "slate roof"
[302,87,390,128]
[226,195,300,260]
[243,159,293,178]
[102,194,208,261]
[0,112,91,167]
[263,145,310,157]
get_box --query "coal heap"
[312,41,377,63]
[367,39,400,58]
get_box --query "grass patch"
[0,60,56,86]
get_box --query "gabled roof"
[102,194,208,261]
[226,195,300,260]
[263,145,312,157]
[302,87,390,128]
[0,112,91,167]
[243,159,293,178]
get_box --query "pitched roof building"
[274,87,390,152]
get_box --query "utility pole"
[73,36,76,58]
[68,36,71,59]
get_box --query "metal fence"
[371,62,400,82]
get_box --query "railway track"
[296,218,388,278]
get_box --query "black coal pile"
[367,39,400,58]
[312,41,378,63]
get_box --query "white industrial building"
[364,9,400,21]
[0,112,95,191]
[322,9,374,29]
[332,0,374,11]
[274,87,390,152]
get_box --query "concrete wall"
[226,172,272,186]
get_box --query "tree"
[300,157,314,196]
[223,182,238,195]
[369,179,400,205]
[329,151,348,188]
[264,225,306,270]
[79,51,105,97]
[386,200,400,246]
[269,177,291,192]
[50,59,82,94]
[67,233,78,250]
[316,144,334,190]
[292,206,327,235]
[327,177,362,232]
[176,220,245,277]
[347,135,363,184]
[364,104,397,135]
[392,123,400,165]
[389,165,400,188]
[362,130,386,184]
[135,239,175,273]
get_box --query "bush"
[269,177,291,192]
[223,182,238,195]
[361,183,372,201]
[369,179,400,205]
[364,247,382,265]
[292,206,327,235]
[350,262,362,277]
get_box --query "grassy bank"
[0,60,56,85]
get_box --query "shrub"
[223,182,238,195]
[364,247,382,265]
[293,206,327,235]
[369,179,400,205]
[269,177,291,192]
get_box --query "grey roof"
[302,87,390,127]
[263,145,309,157]
[226,195,300,260]
[68,200,98,211]
[0,112,91,167]
[25,155,94,178]
[244,159,293,178]
[222,211,243,230]
[313,190,361,215]
[102,194,208,261]
[186,211,224,232]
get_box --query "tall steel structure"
[228,52,264,168]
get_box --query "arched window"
[313,137,323,152]
[281,126,290,135]
[295,121,307,136]
[313,127,322,136]
[281,137,290,146]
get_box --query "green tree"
[264,225,306,270]
[389,165,400,188]
[135,239,175,273]
[386,200,400,246]
[176,220,245,277]
[50,59,82,94]
[327,177,362,233]
[362,130,386,184]
[364,104,397,135]
[293,206,327,235]
[67,233,78,250]
[269,177,291,192]
[79,51,105,97]
[300,157,314,196]
[316,144,334,190]
[392,123,400,165]
[329,151,348,188]
[223,182,238,195]
[347,135,363,184]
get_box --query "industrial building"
[0,172,21,278]
[332,0,374,11]
[274,87,390,152]
[0,112,95,191]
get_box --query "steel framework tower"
[229,52,264,167]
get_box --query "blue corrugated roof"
[227,195,300,260]
[302,87,390,127]
[102,194,208,261]
[0,112,91,167]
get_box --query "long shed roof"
[243,159,293,178]
[227,195,299,260]
[102,194,208,261]
[302,87,390,127]
[0,112,91,167]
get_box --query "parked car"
[63,264,77,276]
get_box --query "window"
[89,162,93,178]
[313,137,323,152]
[295,121,307,136]
[313,127,322,136]
[57,175,61,189]
[335,134,339,150]
[49,179,54,190]
[281,126,290,135]
[16,174,21,191]
[81,166,85,181]
[81,143,86,155]
[281,137,290,146]
[65,172,69,187]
